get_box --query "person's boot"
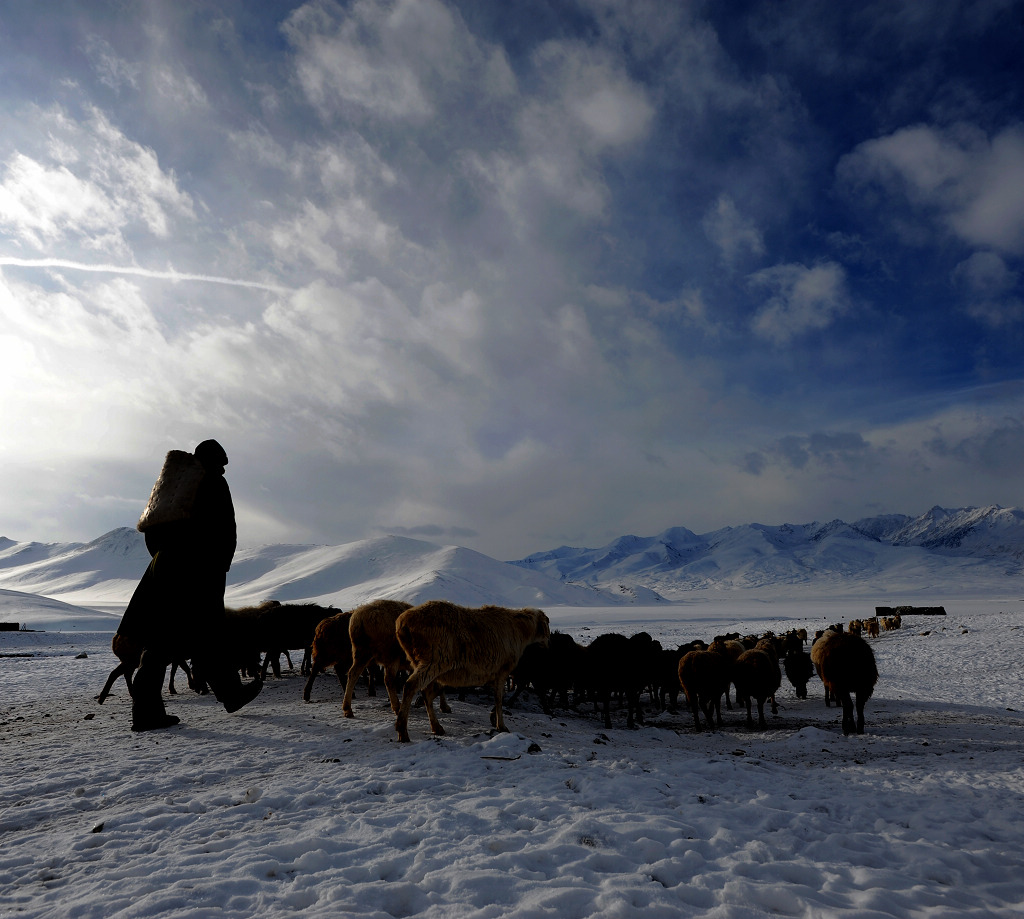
[131,650,181,731]
[132,712,181,732]
[224,677,263,713]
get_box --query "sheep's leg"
[838,690,855,735]
[170,659,194,695]
[395,677,417,742]
[700,697,716,731]
[855,691,868,735]
[769,693,778,716]
[602,690,613,729]
[725,683,733,710]
[342,651,374,718]
[381,664,403,715]
[744,694,754,728]
[259,652,283,680]
[97,663,130,704]
[540,685,554,716]
[283,650,294,671]
[685,692,703,732]
[490,676,509,733]
[302,659,324,702]
[421,680,446,735]
[626,688,643,728]
[396,665,440,742]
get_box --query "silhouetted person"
[119,439,261,731]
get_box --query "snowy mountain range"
[0,529,652,613]
[511,505,1024,600]
[1,505,1022,615]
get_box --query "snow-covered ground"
[4,594,1024,918]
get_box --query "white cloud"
[526,41,655,153]
[954,251,1018,298]
[151,65,209,111]
[0,107,194,256]
[838,123,1024,255]
[703,194,766,265]
[284,0,493,121]
[749,261,851,343]
[468,42,655,227]
[84,36,141,92]
[0,154,122,250]
[953,251,1024,328]
[267,201,345,275]
[84,31,209,112]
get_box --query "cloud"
[952,251,1023,327]
[703,194,766,265]
[744,431,874,475]
[84,36,142,92]
[838,123,1024,256]
[1,0,1023,557]
[925,415,1024,473]
[748,261,851,343]
[0,107,194,256]
[377,523,479,541]
[284,0,503,121]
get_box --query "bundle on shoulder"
[137,450,206,532]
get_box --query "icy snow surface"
[3,595,1024,918]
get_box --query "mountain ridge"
[510,505,1024,599]
[1,505,1021,611]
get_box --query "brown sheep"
[755,637,782,715]
[96,632,198,704]
[394,602,550,742]
[302,610,354,702]
[810,629,879,735]
[341,599,413,717]
[654,640,705,713]
[711,637,745,710]
[733,642,782,730]
[783,646,814,699]
[677,645,731,732]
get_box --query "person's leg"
[131,649,180,731]
[195,650,263,713]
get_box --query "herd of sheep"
[98,600,885,741]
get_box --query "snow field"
[2,601,1024,917]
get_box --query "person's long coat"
[119,469,236,657]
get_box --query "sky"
[1,0,1023,561]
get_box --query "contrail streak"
[0,256,292,294]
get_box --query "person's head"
[194,439,229,472]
